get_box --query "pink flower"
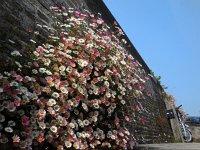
[74,11,80,17]
[21,115,30,126]
[33,62,39,67]
[14,100,21,107]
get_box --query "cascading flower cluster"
[0,7,149,149]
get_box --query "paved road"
[136,143,200,150]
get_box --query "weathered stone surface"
[188,124,200,142]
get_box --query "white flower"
[60,87,68,94]
[82,103,88,112]
[59,65,66,71]
[54,105,60,111]
[47,98,56,106]
[50,126,57,133]
[120,100,126,105]
[5,127,13,133]
[106,92,111,98]
[69,123,75,128]
[32,69,38,74]
[78,86,84,94]
[78,59,88,67]
[65,141,72,148]
[78,38,85,44]
[49,49,54,53]
[39,68,46,73]
[52,92,59,98]
[111,135,116,140]
[104,81,109,87]
[60,71,66,76]
[24,76,32,81]
[120,60,126,65]
[83,120,89,126]
[38,122,46,129]
[10,81,18,87]
[86,43,93,48]
[33,51,39,56]
[46,70,52,75]
[72,83,77,88]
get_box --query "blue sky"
[104,0,200,116]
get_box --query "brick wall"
[0,0,174,145]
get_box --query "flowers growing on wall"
[0,7,149,149]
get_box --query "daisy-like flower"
[82,103,88,112]
[33,51,39,56]
[50,125,58,133]
[86,43,93,48]
[66,66,72,73]
[44,58,51,66]
[21,115,30,126]
[120,100,126,105]
[10,81,18,86]
[38,122,46,129]
[47,98,57,106]
[37,136,45,143]
[83,119,89,126]
[46,70,52,75]
[73,141,80,149]
[39,68,46,73]
[78,59,88,68]
[106,92,111,98]
[5,127,13,133]
[111,134,116,140]
[93,103,99,109]
[32,69,38,74]
[93,88,99,95]
[104,81,109,87]
[72,83,77,89]
[37,109,46,119]
[54,105,60,111]
[7,102,16,112]
[60,87,68,94]
[92,116,98,122]
[78,38,85,44]
[49,48,54,53]
[12,135,20,143]
[60,71,66,76]
[69,122,75,128]
[59,65,66,71]
[65,141,72,148]
[78,86,84,94]
[52,92,59,98]
[8,120,16,127]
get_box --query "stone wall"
[188,124,200,142]
[0,0,174,145]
